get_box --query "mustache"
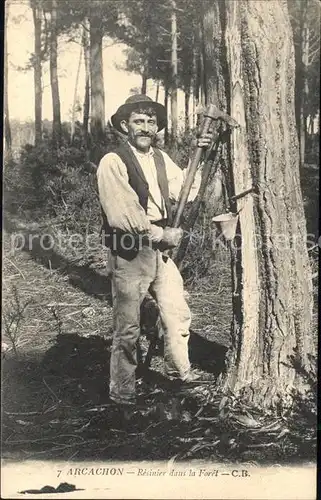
[136,133,153,138]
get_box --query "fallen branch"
[181,439,221,459]
[42,303,91,307]
[4,257,26,280]
[246,442,277,449]
[43,378,60,402]
[5,434,87,445]
[20,443,95,458]
[5,411,40,416]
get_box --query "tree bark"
[4,1,12,152]
[32,1,42,146]
[299,0,309,167]
[89,15,105,143]
[82,19,90,147]
[215,0,314,408]
[170,0,178,143]
[49,0,61,147]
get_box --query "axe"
[172,104,238,229]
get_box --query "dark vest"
[101,141,172,258]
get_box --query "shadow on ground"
[2,332,315,464]
[4,216,112,303]
[26,237,112,303]
[189,330,228,374]
[2,330,229,462]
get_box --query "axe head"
[198,104,239,128]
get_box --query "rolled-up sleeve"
[97,153,150,235]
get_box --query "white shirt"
[97,143,201,241]
[128,143,166,221]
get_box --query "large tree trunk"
[32,2,42,146]
[216,0,314,408]
[299,0,309,167]
[4,1,12,152]
[170,0,178,143]
[49,0,61,147]
[89,16,105,143]
[82,19,90,147]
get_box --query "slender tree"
[155,81,160,102]
[176,0,195,131]
[192,42,200,127]
[191,22,203,118]
[4,1,12,152]
[82,18,90,146]
[31,0,43,146]
[184,87,190,132]
[170,0,178,142]
[120,47,150,94]
[288,0,320,164]
[52,0,119,149]
[49,0,62,146]
[141,60,148,94]
[70,44,82,144]
[199,20,206,107]
[114,0,169,96]
[164,78,170,146]
[89,11,105,143]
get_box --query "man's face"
[122,111,158,152]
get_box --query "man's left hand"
[197,131,213,149]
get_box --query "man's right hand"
[159,227,183,250]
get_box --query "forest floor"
[2,166,318,467]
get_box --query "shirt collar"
[128,141,155,158]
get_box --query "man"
[97,94,212,412]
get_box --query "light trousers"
[109,246,191,404]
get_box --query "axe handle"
[172,113,215,228]
[174,132,223,268]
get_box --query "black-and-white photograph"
[2,0,319,498]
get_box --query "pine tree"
[200,0,315,407]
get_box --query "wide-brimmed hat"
[111,94,167,133]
